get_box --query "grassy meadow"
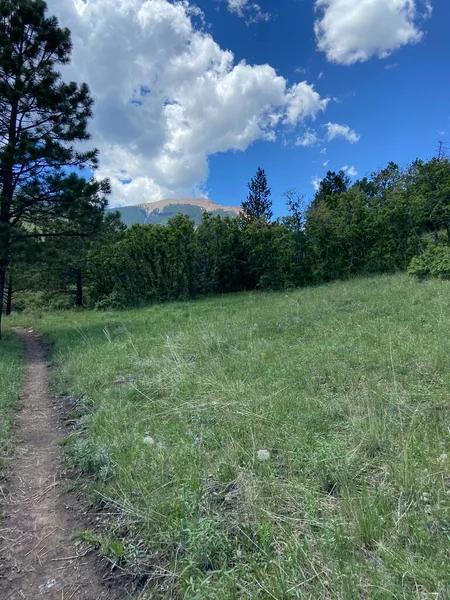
[8,274,450,599]
[0,330,24,471]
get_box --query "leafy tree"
[306,171,351,280]
[0,0,109,338]
[310,170,350,211]
[409,158,450,243]
[282,189,311,285]
[197,213,246,294]
[241,167,273,223]
[88,215,200,308]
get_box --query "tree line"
[9,156,450,313]
[1,1,450,335]
[85,157,450,306]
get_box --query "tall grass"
[0,329,24,471]
[11,274,450,598]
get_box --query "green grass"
[10,274,450,598]
[0,329,24,470]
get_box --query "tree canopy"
[0,0,110,338]
[241,167,273,224]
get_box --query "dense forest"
[1,1,450,325]
[6,155,450,313]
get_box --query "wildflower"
[143,436,155,446]
[257,449,270,461]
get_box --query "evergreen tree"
[0,0,108,338]
[310,170,350,211]
[241,167,273,223]
[8,212,125,312]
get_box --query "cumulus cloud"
[222,0,270,23]
[342,164,358,177]
[284,82,329,127]
[325,122,360,143]
[46,0,329,206]
[314,0,432,65]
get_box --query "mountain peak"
[110,197,241,227]
[138,197,241,215]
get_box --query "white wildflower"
[257,449,271,461]
[143,436,155,446]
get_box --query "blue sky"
[49,0,448,215]
[203,0,449,214]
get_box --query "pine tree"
[0,0,109,338]
[241,167,273,223]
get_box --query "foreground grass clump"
[0,330,24,469]
[14,275,450,598]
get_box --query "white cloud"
[311,175,322,191]
[46,0,329,207]
[314,0,432,65]
[222,0,270,23]
[325,122,360,143]
[342,164,358,177]
[296,129,319,147]
[284,82,329,126]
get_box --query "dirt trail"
[0,328,123,599]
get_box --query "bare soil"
[0,328,124,600]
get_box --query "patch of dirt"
[0,328,125,599]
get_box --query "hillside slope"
[109,197,241,226]
[13,275,450,598]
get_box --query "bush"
[408,245,450,280]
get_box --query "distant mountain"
[109,198,241,227]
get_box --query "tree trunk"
[75,269,83,308]
[0,265,5,341]
[6,276,12,316]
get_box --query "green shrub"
[408,245,450,280]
